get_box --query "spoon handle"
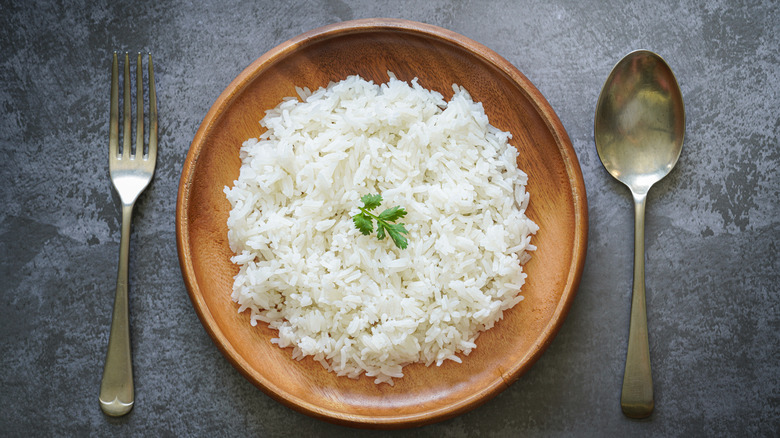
[621,191,654,418]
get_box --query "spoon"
[594,50,685,418]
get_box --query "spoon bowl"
[594,50,685,418]
[596,50,684,193]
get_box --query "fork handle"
[100,203,135,416]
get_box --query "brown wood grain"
[176,18,588,429]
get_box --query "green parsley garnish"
[352,193,409,249]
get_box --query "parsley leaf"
[378,205,408,222]
[360,194,383,212]
[376,223,386,240]
[352,213,373,235]
[352,193,409,249]
[385,223,409,249]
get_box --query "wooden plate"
[176,18,587,428]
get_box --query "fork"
[99,52,157,416]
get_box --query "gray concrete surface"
[1,0,778,436]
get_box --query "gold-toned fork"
[99,52,157,416]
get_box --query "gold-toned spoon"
[594,50,685,418]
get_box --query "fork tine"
[109,53,119,160]
[135,53,144,160]
[147,54,157,163]
[122,53,131,159]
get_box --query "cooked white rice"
[224,73,538,385]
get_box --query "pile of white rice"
[224,74,538,385]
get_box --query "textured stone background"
[1,0,778,436]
